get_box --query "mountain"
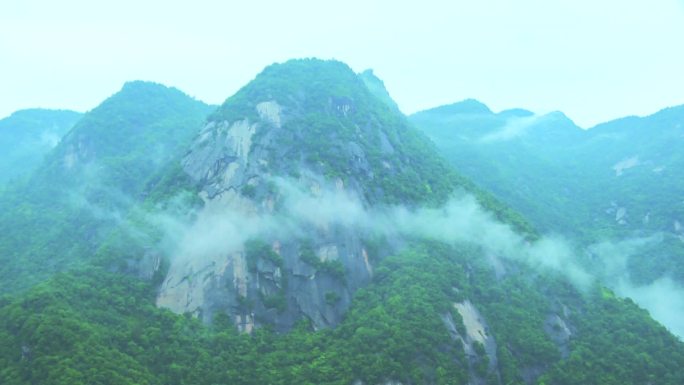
[359,69,401,113]
[573,106,684,235]
[409,97,684,313]
[0,81,213,293]
[0,109,82,184]
[152,58,531,331]
[410,100,684,329]
[0,60,683,385]
[411,101,684,240]
[410,101,586,235]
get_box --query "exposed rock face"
[443,300,500,385]
[256,101,282,128]
[154,59,464,332]
[612,156,639,176]
[456,301,499,370]
[157,99,377,331]
[544,313,572,358]
[615,207,627,224]
[62,134,94,170]
[181,119,257,194]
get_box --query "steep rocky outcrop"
[155,59,481,330]
[443,300,500,385]
[156,62,384,330]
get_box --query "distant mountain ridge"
[411,98,684,293]
[0,108,82,184]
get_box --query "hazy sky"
[1,0,683,127]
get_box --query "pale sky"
[1,0,683,127]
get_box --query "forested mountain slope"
[411,102,684,285]
[0,60,682,385]
[0,82,213,293]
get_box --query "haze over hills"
[0,109,82,185]
[411,100,684,337]
[0,59,683,385]
[0,81,213,293]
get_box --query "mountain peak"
[193,58,458,205]
[44,79,212,180]
[590,103,684,132]
[251,58,361,95]
[359,69,401,112]
[430,99,492,115]
[262,57,353,76]
[121,80,169,90]
[210,58,369,122]
[117,80,193,100]
[497,108,534,118]
[544,110,580,128]
[3,108,81,121]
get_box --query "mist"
[480,115,544,142]
[589,235,684,339]
[616,277,684,338]
[151,177,684,338]
[171,178,592,290]
[45,164,668,340]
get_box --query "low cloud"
[615,277,684,338]
[75,173,684,339]
[160,178,593,292]
[479,115,542,142]
[275,178,593,289]
[588,235,684,339]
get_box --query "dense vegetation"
[0,59,683,385]
[2,242,683,385]
[0,82,213,293]
[411,101,684,284]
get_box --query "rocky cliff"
[154,59,490,330]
